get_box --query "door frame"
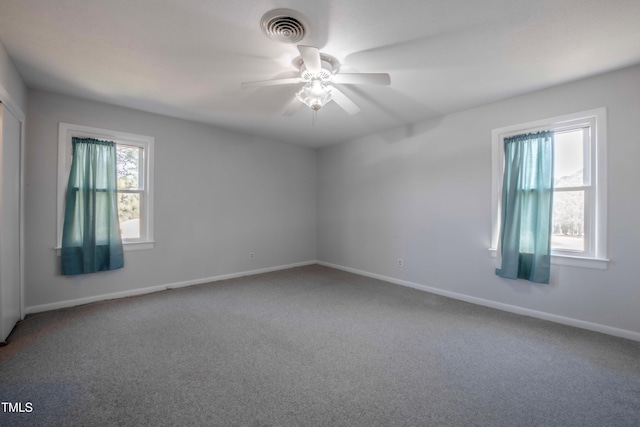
[0,84,26,322]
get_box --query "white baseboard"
[25,260,316,315]
[316,261,640,342]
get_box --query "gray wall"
[0,41,27,114]
[25,90,316,309]
[317,64,640,336]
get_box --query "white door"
[0,102,22,343]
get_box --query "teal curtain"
[496,131,554,284]
[61,138,124,275]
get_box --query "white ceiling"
[1,0,639,147]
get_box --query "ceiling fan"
[241,45,391,116]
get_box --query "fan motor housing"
[294,54,340,81]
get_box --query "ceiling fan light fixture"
[296,79,333,111]
[241,44,388,117]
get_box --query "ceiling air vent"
[260,9,306,43]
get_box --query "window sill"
[122,241,155,251]
[488,248,608,270]
[55,241,155,255]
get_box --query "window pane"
[552,190,584,251]
[116,145,141,190]
[554,129,584,188]
[118,192,140,239]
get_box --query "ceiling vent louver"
[260,9,306,43]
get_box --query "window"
[58,123,154,251]
[116,144,144,240]
[491,109,607,269]
[552,126,591,253]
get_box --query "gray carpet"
[1,265,639,426]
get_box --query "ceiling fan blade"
[241,77,302,89]
[297,45,322,74]
[281,96,302,116]
[330,87,361,115]
[332,73,391,85]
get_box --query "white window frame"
[57,122,155,252]
[490,108,608,270]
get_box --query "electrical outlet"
[397,258,403,268]
[249,252,255,260]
